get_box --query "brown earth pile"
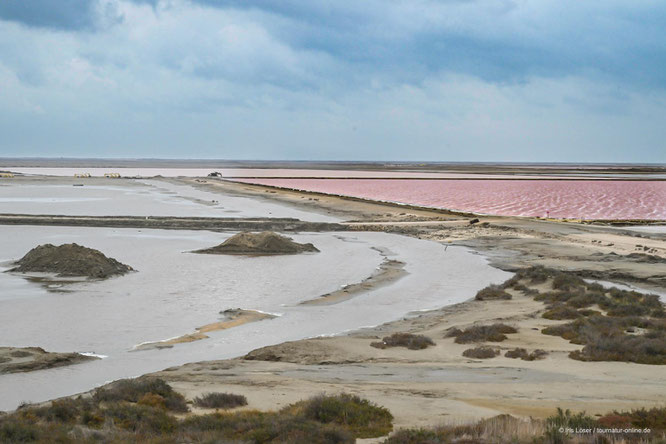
[11,243,133,278]
[0,347,99,374]
[194,231,319,255]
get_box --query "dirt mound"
[11,243,133,278]
[195,231,319,255]
[0,347,99,374]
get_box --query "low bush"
[0,386,386,443]
[449,323,517,344]
[542,304,581,320]
[0,416,40,442]
[370,333,434,350]
[475,285,512,301]
[104,402,178,434]
[184,410,354,443]
[616,406,666,431]
[93,377,188,412]
[545,408,597,443]
[288,393,394,438]
[513,265,553,284]
[505,348,548,361]
[384,414,545,443]
[542,316,666,364]
[193,392,248,409]
[462,346,499,359]
[552,273,586,291]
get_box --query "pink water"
[235,179,666,220]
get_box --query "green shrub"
[475,285,512,301]
[93,378,188,412]
[545,408,597,444]
[462,346,499,359]
[183,410,353,443]
[104,402,178,434]
[370,333,434,350]
[450,324,517,344]
[542,304,581,320]
[552,274,586,291]
[0,416,40,442]
[193,392,248,409]
[383,427,444,443]
[543,316,666,364]
[505,348,548,361]
[513,266,553,284]
[618,406,666,431]
[290,393,393,438]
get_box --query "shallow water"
[235,178,666,220]
[0,225,509,411]
[609,225,666,234]
[0,179,337,222]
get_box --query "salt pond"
[0,180,509,410]
[0,179,337,222]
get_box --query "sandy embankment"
[146,179,666,430]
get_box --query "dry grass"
[384,414,546,444]
[385,407,666,443]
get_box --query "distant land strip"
[0,214,347,233]
[227,176,666,181]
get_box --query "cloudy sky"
[1,0,664,162]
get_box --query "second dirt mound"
[11,243,134,278]
[194,231,319,255]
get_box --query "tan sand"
[133,309,276,351]
[154,287,666,429]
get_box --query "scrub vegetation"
[0,378,392,443]
[501,266,666,365]
[370,333,435,350]
[446,323,518,344]
[385,407,666,443]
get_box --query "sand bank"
[300,250,407,306]
[133,309,277,351]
